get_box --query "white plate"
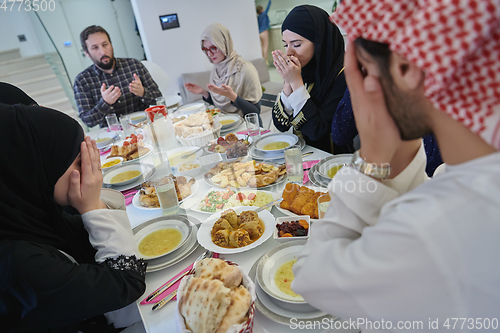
[274,185,328,222]
[173,102,205,116]
[254,133,298,154]
[196,206,275,254]
[248,252,333,324]
[128,111,147,124]
[93,132,117,149]
[132,215,201,273]
[103,164,143,186]
[219,114,242,129]
[132,177,199,211]
[134,217,192,260]
[166,146,204,167]
[318,154,352,179]
[190,187,281,214]
[103,163,155,192]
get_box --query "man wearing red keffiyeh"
[292,1,500,331]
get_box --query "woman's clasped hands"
[272,50,303,92]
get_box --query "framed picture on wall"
[159,13,180,30]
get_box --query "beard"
[91,54,115,70]
[380,76,432,140]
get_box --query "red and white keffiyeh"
[332,0,500,148]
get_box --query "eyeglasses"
[201,46,218,55]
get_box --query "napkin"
[236,129,271,136]
[140,253,220,305]
[302,160,320,184]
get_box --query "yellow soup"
[95,137,109,143]
[263,141,290,151]
[274,259,301,298]
[110,170,141,184]
[102,159,120,168]
[138,228,182,257]
[220,119,235,126]
[168,151,195,166]
[327,165,343,178]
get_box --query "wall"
[131,0,262,97]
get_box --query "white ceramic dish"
[134,217,192,260]
[273,216,310,242]
[196,206,275,254]
[103,164,143,186]
[318,154,352,179]
[254,133,298,154]
[218,114,242,129]
[274,185,328,222]
[199,153,223,171]
[190,188,281,214]
[93,132,117,149]
[128,111,147,124]
[173,102,205,116]
[132,215,201,273]
[256,240,317,312]
[101,157,123,172]
[166,146,204,167]
[132,177,199,211]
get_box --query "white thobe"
[292,143,500,332]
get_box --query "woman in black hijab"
[0,102,146,332]
[271,5,353,154]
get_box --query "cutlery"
[254,198,283,213]
[146,250,212,303]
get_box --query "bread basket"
[177,122,222,148]
[175,260,256,333]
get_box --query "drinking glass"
[119,114,133,136]
[155,177,179,216]
[317,193,331,219]
[156,96,166,106]
[244,113,261,138]
[105,113,121,132]
[284,144,303,184]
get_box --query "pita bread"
[179,277,231,333]
[194,258,242,289]
[215,285,251,333]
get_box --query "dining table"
[92,119,360,333]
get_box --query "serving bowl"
[256,240,318,312]
[273,216,311,243]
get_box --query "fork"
[147,250,213,303]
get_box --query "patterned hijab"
[201,23,262,113]
[332,0,500,148]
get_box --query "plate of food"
[132,175,199,210]
[204,160,287,190]
[205,133,252,160]
[191,187,280,214]
[275,183,329,221]
[197,206,275,254]
[134,216,193,260]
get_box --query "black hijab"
[0,82,38,106]
[281,5,345,103]
[0,103,94,263]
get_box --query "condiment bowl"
[256,240,318,312]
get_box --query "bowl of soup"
[256,240,318,312]
[318,154,353,180]
[133,216,193,260]
[254,133,299,154]
[103,164,143,186]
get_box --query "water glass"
[244,113,261,138]
[119,114,133,136]
[105,113,121,132]
[317,194,331,219]
[155,177,179,216]
[156,96,166,106]
[284,144,303,184]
